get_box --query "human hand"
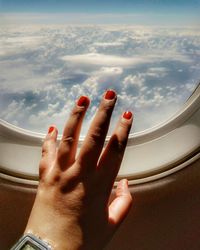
[24,90,133,250]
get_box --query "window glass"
[0,1,199,135]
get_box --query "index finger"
[57,96,90,170]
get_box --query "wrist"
[11,233,52,250]
[24,222,83,250]
[24,198,84,250]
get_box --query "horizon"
[0,0,200,26]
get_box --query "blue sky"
[0,0,199,26]
[0,0,200,13]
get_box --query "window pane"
[0,1,199,135]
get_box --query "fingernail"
[77,96,89,107]
[48,126,54,134]
[105,89,116,100]
[123,111,132,120]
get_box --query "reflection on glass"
[0,1,200,135]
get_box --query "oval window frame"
[0,84,200,186]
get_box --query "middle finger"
[77,89,117,171]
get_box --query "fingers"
[108,179,133,227]
[98,111,133,192]
[77,90,117,171]
[57,96,90,170]
[40,126,58,178]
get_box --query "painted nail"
[48,126,54,134]
[77,96,89,107]
[105,89,116,100]
[123,111,132,120]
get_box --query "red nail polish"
[48,126,54,133]
[105,90,116,100]
[123,111,132,120]
[77,96,89,107]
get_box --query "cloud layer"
[0,24,199,135]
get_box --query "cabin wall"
[0,158,200,250]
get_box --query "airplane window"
[0,1,199,136]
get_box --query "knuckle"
[58,136,75,156]
[119,119,129,129]
[118,120,132,136]
[41,148,45,157]
[89,128,104,145]
[39,159,48,177]
[57,137,75,165]
[111,135,127,153]
[117,140,127,152]
[42,147,48,157]
[58,137,75,158]
[70,107,84,119]
[61,136,75,146]
[99,102,114,114]
[41,137,53,156]
[120,117,132,132]
[48,170,62,185]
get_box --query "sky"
[0,0,200,25]
[0,0,199,13]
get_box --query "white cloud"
[61,52,191,68]
[0,24,199,134]
[62,53,147,67]
[146,67,169,77]
[93,42,124,47]
[0,35,44,56]
[1,99,26,121]
[123,74,144,88]
[185,82,198,92]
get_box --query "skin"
[25,90,133,250]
